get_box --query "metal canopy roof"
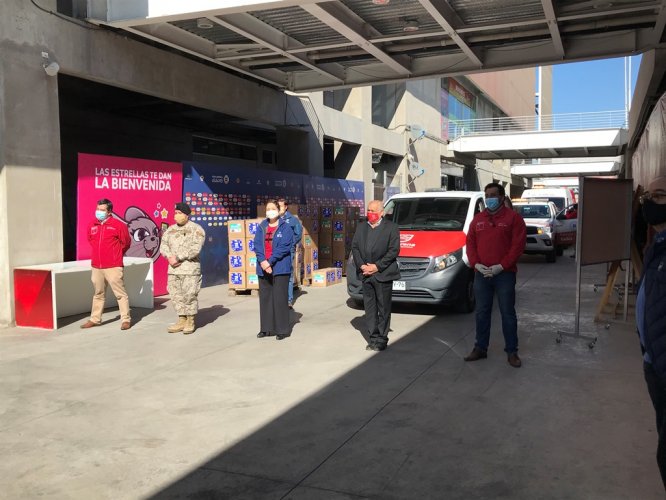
[88,0,666,91]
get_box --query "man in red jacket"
[80,198,132,330]
[464,183,526,367]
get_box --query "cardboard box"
[245,237,256,254]
[319,258,332,269]
[229,237,245,255]
[247,273,259,289]
[245,254,258,273]
[319,206,333,219]
[333,219,346,232]
[304,247,318,263]
[302,217,319,235]
[229,271,246,289]
[245,218,263,236]
[332,206,346,219]
[229,254,246,271]
[319,244,332,260]
[333,259,345,269]
[334,267,343,283]
[346,207,361,221]
[302,233,318,249]
[319,219,332,234]
[311,267,337,287]
[227,220,246,238]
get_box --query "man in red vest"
[80,198,132,330]
[464,183,526,367]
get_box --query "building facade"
[0,0,546,326]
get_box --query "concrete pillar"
[348,87,374,207]
[0,42,63,327]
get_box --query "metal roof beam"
[209,13,345,83]
[417,0,483,67]
[557,3,659,22]
[540,0,564,58]
[126,24,286,88]
[652,0,666,46]
[301,2,412,76]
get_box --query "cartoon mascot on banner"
[116,206,162,261]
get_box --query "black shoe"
[288,301,294,309]
[257,332,274,338]
[507,352,522,368]
[276,334,290,340]
[366,343,386,351]
[464,347,488,362]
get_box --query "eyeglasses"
[640,191,666,204]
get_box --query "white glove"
[474,263,489,275]
[490,264,503,276]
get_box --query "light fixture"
[196,17,214,29]
[372,0,390,5]
[41,52,60,77]
[403,19,420,32]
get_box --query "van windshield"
[385,198,470,230]
[544,197,565,211]
[514,204,551,219]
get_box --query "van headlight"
[432,249,461,272]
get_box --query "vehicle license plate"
[393,281,406,291]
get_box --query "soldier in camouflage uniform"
[159,202,206,334]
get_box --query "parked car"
[521,187,575,212]
[512,198,559,262]
[554,203,578,255]
[346,191,484,312]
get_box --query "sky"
[551,55,641,114]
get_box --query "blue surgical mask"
[95,210,107,221]
[485,197,501,211]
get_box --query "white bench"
[13,257,153,329]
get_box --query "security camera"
[43,61,60,77]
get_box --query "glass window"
[385,197,470,230]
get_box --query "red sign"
[76,153,183,296]
[449,79,475,108]
[398,231,467,257]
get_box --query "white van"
[521,188,575,213]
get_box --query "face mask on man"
[485,197,501,211]
[95,210,107,221]
[266,209,279,220]
[367,212,381,224]
[174,213,188,226]
[642,199,666,226]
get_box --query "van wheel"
[546,250,557,263]
[454,273,476,313]
[555,246,564,256]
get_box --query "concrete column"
[0,42,63,327]
[351,87,374,206]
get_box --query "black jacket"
[351,219,401,282]
[641,237,666,379]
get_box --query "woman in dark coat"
[254,199,294,340]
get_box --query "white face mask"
[266,209,279,220]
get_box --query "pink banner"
[76,153,183,296]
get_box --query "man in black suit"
[351,200,401,351]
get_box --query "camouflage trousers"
[167,274,202,315]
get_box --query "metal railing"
[448,110,627,139]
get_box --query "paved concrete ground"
[0,253,662,499]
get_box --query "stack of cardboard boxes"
[227,219,260,291]
[229,203,361,290]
